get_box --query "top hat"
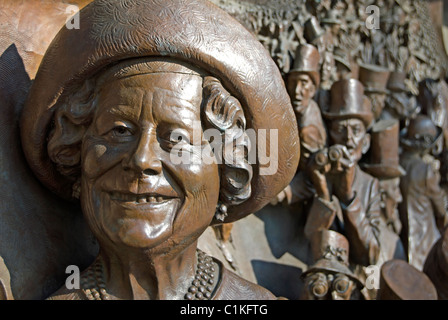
[361,119,406,179]
[304,16,325,44]
[289,44,321,87]
[323,79,374,130]
[321,9,342,25]
[19,0,300,225]
[400,115,443,151]
[378,259,438,300]
[358,63,390,94]
[387,71,410,93]
[302,230,363,288]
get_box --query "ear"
[361,133,371,155]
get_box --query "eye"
[113,126,132,136]
[107,122,134,140]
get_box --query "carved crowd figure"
[303,79,405,300]
[19,0,300,300]
[358,63,391,121]
[399,115,448,271]
[380,71,418,126]
[361,119,405,235]
[301,230,363,300]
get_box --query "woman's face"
[80,71,220,253]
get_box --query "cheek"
[82,137,128,179]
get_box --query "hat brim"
[400,126,444,151]
[20,0,300,225]
[323,112,374,131]
[361,163,406,179]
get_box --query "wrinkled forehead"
[96,57,205,89]
[94,58,205,105]
[330,117,366,129]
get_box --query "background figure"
[399,115,448,271]
[304,79,406,298]
[301,230,363,300]
[287,44,327,171]
[380,71,419,127]
[358,63,391,121]
[361,119,406,235]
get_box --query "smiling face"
[80,71,220,253]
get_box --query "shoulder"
[212,259,278,300]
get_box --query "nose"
[295,82,303,97]
[123,131,162,176]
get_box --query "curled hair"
[202,76,253,207]
[47,70,252,207]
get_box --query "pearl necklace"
[81,250,217,300]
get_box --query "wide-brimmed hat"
[289,44,320,87]
[323,79,374,130]
[361,119,406,179]
[20,0,300,224]
[358,63,390,94]
[400,115,443,151]
[301,230,363,288]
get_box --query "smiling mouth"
[109,192,176,204]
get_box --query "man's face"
[80,72,220,253]
[386,91,418,119]
[287,73,316,115]
[329,118,369,163]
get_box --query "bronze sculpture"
[399,115,448,271]
[361,119,405,235]
[0,0,447,301]
[19,0,300,300]
[301,230,363,300]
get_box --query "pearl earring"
[215,203,228,222]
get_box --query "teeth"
[111,192,170,203]
[137,196,147,204]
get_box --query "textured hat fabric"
[323,79,374,129]
[362,119,406,179]
[358,63,390,94]
[20,0,300,224]
[289,44,321,87]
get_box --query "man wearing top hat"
[399,115,448,271]
[361,119,405,235]
[272,44,327,206]
[380,71,418,126]
[304,79,384,269]
[358,63,391,121]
